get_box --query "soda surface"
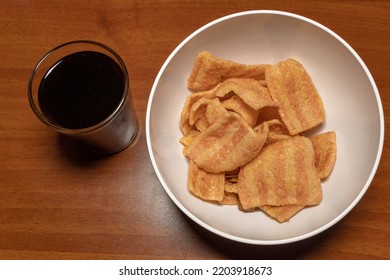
[38,51,125,129]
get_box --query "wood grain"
[0,0,389,259]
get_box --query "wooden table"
[1,0,389,260]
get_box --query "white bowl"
[146,10,384,245]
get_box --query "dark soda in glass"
[38,51,125,129]
[28,41,138,154]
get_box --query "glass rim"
[28,40,129,135]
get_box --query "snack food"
[188,160,225,202]
[238,136,322,221]
[187,51,269,91]
[184,112,268,173]
[180,51,336,222]
[265,58,326,135]
[310,131,337,179]
[180,77,277,134]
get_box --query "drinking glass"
[28,40,138,154]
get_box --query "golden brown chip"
[260,205,305,223]
[186,112,268,173]
[188,160,225,202]
[238,136,322,210]
[179,129,200,147]
[194,114,209,132]
[265,58,325,135]
[222,95,260,127]
[263,119,291,145]
[310,131,337,179]
[187,51,270,91]
[257,106,282,124]
[214,78,278,110]
[182,77,277,134]
[189,97,212,126]
[219,182,239,205]
[205,98,228,125]
[220,192,239,205]
[180,88,217,135]
[180,130,200,157]
[225,181,238,193]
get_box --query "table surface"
[1,0,389,260]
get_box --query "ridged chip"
[260,205,305,223]
[185,112,268,173]
[265,59,325,135]
[179,129,200,147]
[189,97,212,126]
[205,98,228,125]
[221,95,259,127]
[263,119,291,145]
[182,77,276,134]
[192,98,228,132]
[219,182,239,205]
[188,160,225,202]
[238,136,322,210]
[214,78,278,110]
[180,89,217,135]
[310,131,337,179]
[187,51,270,91]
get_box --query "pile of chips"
[179,51,336,222]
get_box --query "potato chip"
[260,205,305,223]
[224,181,238,193]
[238,136,322,210]
[186,112,268,173]
[214,78,278,110]
[222,95,259,127]
[205,98,228,125]
[180,88,217,135]
[310,131,337,179]
[183,77,276,134]
[266,119,289,134]
[257,106,282,124]
[191,97,228,132]
[179,129,200,147]
[180,130,200,157]
[194,114,210,132]
[265,58,325,135]
[187,51,270,91]
[220,192,239,205]
[219,182,239,205]
[263,119,291,145]
[188,160,225,202]
[189,97,212,126]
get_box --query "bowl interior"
[146,11,383,244]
